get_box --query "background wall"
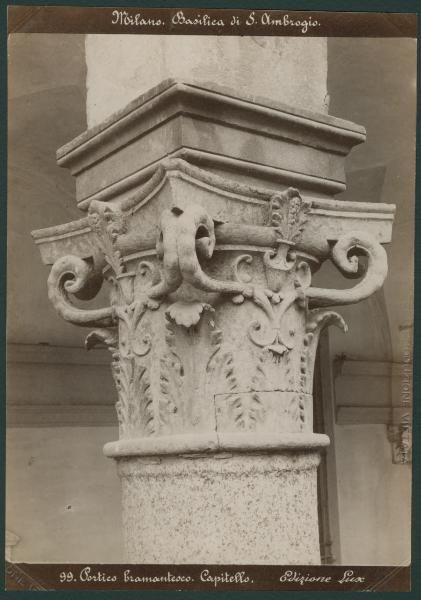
[6,427,124,563]
[326,38,414,565]
[7,34,123,563]
[6,34,414,565]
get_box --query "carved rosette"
[41,159,393,452]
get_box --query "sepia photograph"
[5,5,416,591]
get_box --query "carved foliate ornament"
[268,187,312,244]
[43,161,391,442]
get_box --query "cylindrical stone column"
[118,453,322,563]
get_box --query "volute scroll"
[306,230,388,308]
[47,255,115,327]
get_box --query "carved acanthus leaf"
[247,351,268,426]
[306,309,348,336]
[113,356,155,437]
[231,392,265,431]
[135,364,155,436]
[159,315,184,428]
[85,324,155,436]
[206,327,223,374]
[213,351,265,431]
[88,201,128,277]
[85,328,118,350]
[166,301,214,329]
[268,187,312,244]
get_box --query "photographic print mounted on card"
[5,4,416,592]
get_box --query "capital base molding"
[104,432,330,458]
[32,80,395,564]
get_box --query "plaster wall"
[8,34,90,347]
[324,38,414,564]
[334,424,411,565]
[6,427,124,563]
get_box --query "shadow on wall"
[325,37,414,566]
[7,34,124,563]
